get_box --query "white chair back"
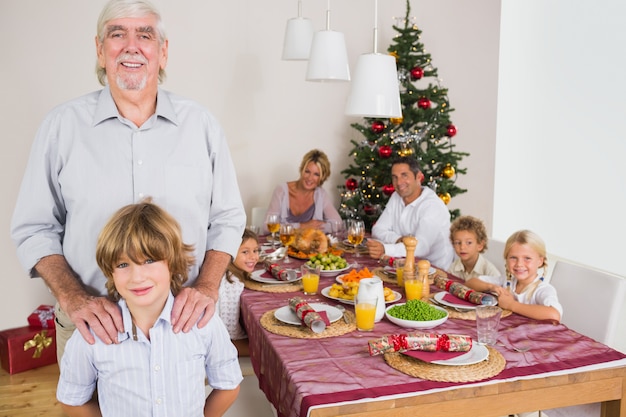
[542,261,625,417]
[250,206,268,229]
[550,260,626,346]
[484,238,507,278]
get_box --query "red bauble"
[345,178,358,191]
[378,145,393,159]
[417,97,431,109]
[371,120,385,134]
[410,66,424,80]
[382,184,395,196]
[447,124,457,137]
[364,205,376,215]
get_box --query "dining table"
[240,239,626,417]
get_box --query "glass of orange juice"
[355,295,377,331]
[301,264,321,295]
[404,277,423,301]
[393,258,405,286]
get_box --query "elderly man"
[11,0,245,360]
[366,156,455,269]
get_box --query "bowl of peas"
[385,299,448,329]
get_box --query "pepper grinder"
[417,259,431,300]
[402,236,417,282]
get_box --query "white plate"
[433,291,477,311]
[321,286,402,305]
[249,269,302,284]
[274,303,343,326]
[430,343,489,366]
[319,265,351,277]
[384,266,436,276]
[335,272,375,284]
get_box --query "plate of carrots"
[335,267,375,285]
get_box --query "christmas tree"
[338,0,468,230]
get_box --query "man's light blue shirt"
[11,87,245,294]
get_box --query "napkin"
[401,349,467,362]
[433,275,497,306]
[368,332,472,356]
[264,261,298,281]
[288,297,330,334]
[442,293,475,307]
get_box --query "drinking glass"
[476,305,502,345]
[266,214,280,248]
[355,294,377,331]
[347,220,365,267]
[301,264,321,295]
[279,222,295,263]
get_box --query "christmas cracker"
[368,332,472,356]
[288,296,327,334]
[264,260,297,281]
[433,275,497,306]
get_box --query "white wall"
[496,0,626,352]
[0,0,496,330]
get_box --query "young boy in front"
[57,199,242,417]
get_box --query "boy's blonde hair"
[449,215,489,253]
[504,229,548,278]
[96,198,195,301]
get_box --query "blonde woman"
[266,149,341,233]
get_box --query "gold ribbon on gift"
[23,330,53,358]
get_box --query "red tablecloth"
[241,250,626,417]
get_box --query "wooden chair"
[542,260,626,417]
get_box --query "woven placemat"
[333,242,369,255]
[260,309,357,338]
[384,346,505,382]
[373,267,398,285]
[243,278,302,293]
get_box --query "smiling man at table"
[366,156,454,269]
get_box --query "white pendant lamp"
[306,0,350,82]
[282,0,314,60]
[345,0,402,117]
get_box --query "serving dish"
[319,265,351,277]
[384,303,448,329]
[321,286,401,305]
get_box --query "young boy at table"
[56,199,242,417]
[216,228,260,356]
[448,215,501,281]
[466,230,562,322]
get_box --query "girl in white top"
[467,230,562,322]
[216,229,260,356]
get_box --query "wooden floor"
[0,359,275,417]
[0,364,63,417]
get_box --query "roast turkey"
[293,228,328,254]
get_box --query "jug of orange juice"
[357,277,385,322]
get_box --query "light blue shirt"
[11,87,245,294]
[372,187,455,269]
[57,293,242,417]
